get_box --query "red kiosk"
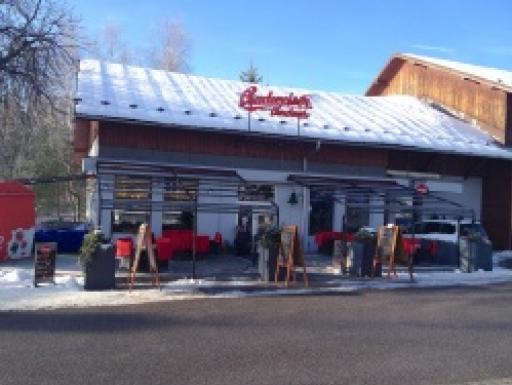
[0,182,36,261]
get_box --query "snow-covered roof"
[75,60,512,160]
[402,53,512,90]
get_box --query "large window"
[113,176,152,233]
[163,179,196,230]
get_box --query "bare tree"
[148,18,191,72]
[92,22,131,64]
[0,0,79,107]
[0,0,82,218]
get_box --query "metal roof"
[75,60,512,161]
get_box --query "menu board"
[276,225,308,286]
[374,225,414,280]
[377,226,396,261]
[34,242,57,287]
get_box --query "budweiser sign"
[239,85,313,119]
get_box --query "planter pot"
[460,238,493,272]
[348,241,378,277]
[84,244,115,290]
[257,243,278,282]
[435,241,459,265]
[475,240,493,271]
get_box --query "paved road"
[1,284,512,385]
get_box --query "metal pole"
[192,203,197,280]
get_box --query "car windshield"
[412,222,456,235]
[460,223,488,238]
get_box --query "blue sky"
[72,0,512,94]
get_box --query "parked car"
[403,219,489,244]
[402,219,490,265]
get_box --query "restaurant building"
[73,57,512,251]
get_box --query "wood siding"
[73,119,98,163]
[367,57,510,145]
[481,159,512,249]
[98,121,390,168]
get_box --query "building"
[367,53,512,248]
[74,59,512,251]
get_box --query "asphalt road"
[1,285,512,385]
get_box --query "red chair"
[156,237,173,261]
[116,238,133,259]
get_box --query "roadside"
[1,251,512,311]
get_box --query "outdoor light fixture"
[288,191,298,205]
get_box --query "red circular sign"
[415,183,429,195]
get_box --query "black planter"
[475,241,493,271]
[348,241,379,277]
[84,244,116,290]
[257,243,278,282]
[460,238,493,272]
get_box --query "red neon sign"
[239,85,313,119]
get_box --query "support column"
[99,175,114,239]
[369,196,385,230]
[151,178,164,237]
[332,200,345,232]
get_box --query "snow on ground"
[1,251,512,311]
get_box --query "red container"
[0,182,35,261]
[116,238,133,258]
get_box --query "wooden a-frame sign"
[129,223,160,291]
[275,225,309,287]
[372,225,414,280]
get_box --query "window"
[163,179,196,230]
[115,176,151,201]
[113,176,152,233]
[112,210,150,233]
[345,196,369,232]
[164,179,197,201]
[238,184,274,202]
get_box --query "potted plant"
[256,225,280,281]
[348,228,378,277]
[79,229,116,290]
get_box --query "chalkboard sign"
[275,225,308,287]
[34,242,57,287]
[279,227,294,263]
[377,226,396,260]
[373,225,414,280]
[129,223,160,291]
